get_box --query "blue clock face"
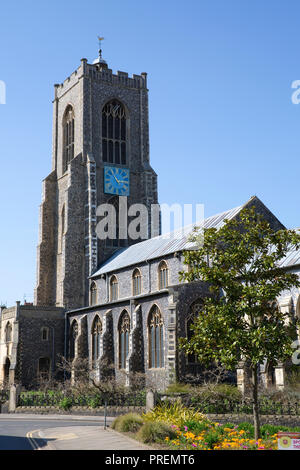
[104,166,130,196]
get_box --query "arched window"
[5,322,12,343]
[4,358,10,385]
[92,316,102,362]
[90,282,97,306]
[148,305,164,368]
[132,268,142,296]
[63,105,75,172]
[158,261,169,290]
[186,299,203,364]
[69,320,78,360]
[41,327,49,341]
[110,275,118,301]
[119,310,130,369]
[102,100,127,165]
[105,196,127,248]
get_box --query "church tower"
[34,45,159,310]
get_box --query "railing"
[18,390,146,408]
[158,394,300,416]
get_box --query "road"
[0,414,110,450]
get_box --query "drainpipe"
[64,311,67,382]
[49,326,55,375]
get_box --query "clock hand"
[112,174,120,184]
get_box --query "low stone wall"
[207,414,300,428]
[11,407,300,427]
[14,405,146,416]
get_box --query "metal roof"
[92,204,243,277]
[277,229,300,269]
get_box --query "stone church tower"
[34,49,159,310]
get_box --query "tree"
[179,207,300,439]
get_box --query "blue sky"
[1,0,300,305]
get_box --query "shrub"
[111,413,144,433]
[143,401,210,427]
[59,397,72,410]
[164,382,192,395]
[137,422,177,443]
[183,420,211,434]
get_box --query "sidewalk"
[32,426,152,451]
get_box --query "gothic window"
[132,268,142,296]
[186,299,203,364]
[90,282,97,306]
[102,100,127,165]
[92,316,102,363]
[158,261,169,290]
[38,357,50,380]
[69,320,78,360]
[4,358,10,385]
[119,310,130,369]
[41,327,49,341]
[148,305,164,368]
[110,275,118,301]
[104,196,127,248]
[5,322,12,343]
[63,105,75,173]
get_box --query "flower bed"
[111,403,300,450]
[164,422,278,450]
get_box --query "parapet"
[55,58,147,98]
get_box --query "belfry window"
[148,305,164,368]
[92,316,102,362]
[63,105,75,173]
[104,196,127,248]
[102,100,127,165]
[119,311,130,369]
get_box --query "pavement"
[0,414,151,451]
[29,425,151,450]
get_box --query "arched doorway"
[266,362,276,388]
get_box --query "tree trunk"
[252,363,261,440]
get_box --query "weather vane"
[97,36,104,59]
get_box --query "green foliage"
[143,401,211,427]
[137,422,177,443]
[165,382,192,394]
[228,422,300,439]
[59,397,73,410]
[111,413,144,433]
[189,384,242,402]
[183,420,211,434]
[179,207,300,370]
[87,395,101,408]
[19,389,146,407]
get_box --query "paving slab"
[34,426,152,450]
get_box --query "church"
[1,48,299,391]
